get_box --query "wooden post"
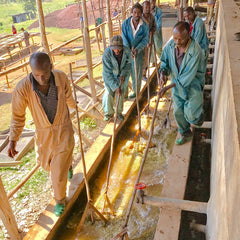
[106,0,113,41]
[77,0,85,51]
[90,0,101,52]
[122,0,126,21]
[82,0,97,103]
[99,0,107,49]
[36,0,50,55]
[179,0,184,21]
[0,177,21,240]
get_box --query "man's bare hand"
[158,86,168,98]
[160,72,168,87]
[116,87,121,95]
[8,141,18,158]
[120,76,125,84]
[131,48,138,58]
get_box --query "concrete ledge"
[154,133,193,240]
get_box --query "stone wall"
[207,0,240,239]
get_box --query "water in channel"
[57,97,177,240]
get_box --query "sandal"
[54,203,65,217]
[68,166,73,180]
[175,137,186,145]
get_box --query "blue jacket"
[191,16,209,52]
[160,39,205,99]
[121,17,149,51]
[152,6,162,31]
[102,46,131,92]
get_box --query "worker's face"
[183,11,195,23]
[173,29,190,48]
[132,8,142,22]
[143,3,150,14]
[112,49,122,55]
[31,63,52,85]
[150,1,156,11]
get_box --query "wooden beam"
[74,84,92,98]
[122,0,126,21]
[50,34,83,53]
[0,136,9,152]
[82,0,97,103]
[0,161,22,167]
[15,137,34,162]
[99,0,107,49]
[7,164,40,199]
[143,196,207,214]
[0,177,21,240]
[106,0,113,41]
[36,0,50,54]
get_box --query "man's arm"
[8,88,28,158]
[102,51,119,92]
[121,21,131,49]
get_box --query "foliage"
[23,0,37,14]
[81,117,97,130]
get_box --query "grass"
[0,103,34,132]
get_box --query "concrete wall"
[207,0,240,239]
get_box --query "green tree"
[23,0,36,14]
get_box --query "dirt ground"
[28,0,131,30]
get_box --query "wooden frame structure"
[0,2,132,239]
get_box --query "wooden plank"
[154,132,193,240]
[144,196,207,214]
[0,177,21,240]
[0,161,22,167]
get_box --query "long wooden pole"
[69,64,107,232]
[103,87,122,215]
[36,0,50,54]
[82,0,97,103]
[115,90,162,240]
[0,177,21,240]
[122,0,126,21]
[99,0,107,49]
[106,0,113,41]
[7,164,40,199]
[77,0,85,51]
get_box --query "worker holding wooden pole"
[8,52,76,217]
[159,22,205,145]
[121,3,149,99]
[142,1,156,80]
[102,35,131,122]
[183,7,209,71]
[150,0,163,63]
